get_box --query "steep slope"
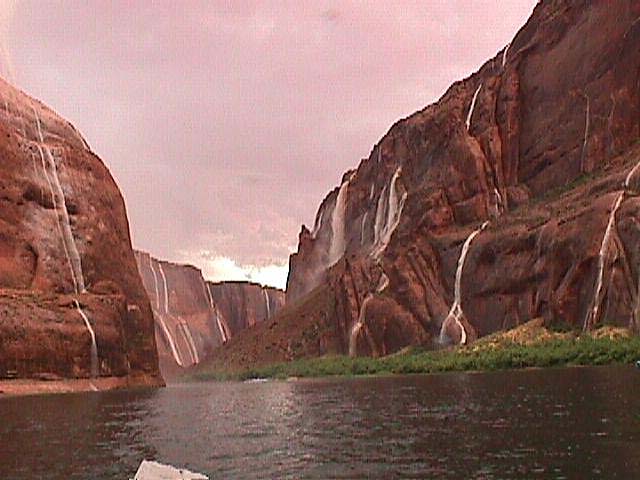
[0,78,162,386]
[134,251,284,378]
[207,0,640,367]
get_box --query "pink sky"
[2,0,537,288]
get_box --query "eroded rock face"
[0,78,162,384]
[207,281,284,335]
[282,0,640,357]
[134,251,284,378]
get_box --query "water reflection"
[0,366,639,479]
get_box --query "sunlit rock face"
[280,0,640,357]
[0,77,162,385]
[134,251,284,379]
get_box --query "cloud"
[0,0,17,82]
[191,253,289,290]
[6,1,538,288]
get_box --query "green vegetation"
[193,334,640,382]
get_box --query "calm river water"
[1,365,639,479]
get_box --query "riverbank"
[193,320,640,381]
[0,373,164,398]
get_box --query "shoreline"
[0,374,164,398]
[192,331,640,382]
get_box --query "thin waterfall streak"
[372,167,407,259]
[466,84,483,131]
[581,94,591,172]
[181,322,199,364]
[360,211,369,246]
[33,107,85,293]
[263,289,271,319]
[176,324,195,365]
[158,263,170,314]
[377,272,389,293]
[74,300,99,378]
[624,160,640,189]
[155,314,183,367]
[349,293,374,357]
[311,208,324,239]
[502,43,511,68]
[148,257,161,311]
[36,144,80,293]
[585,192,625,330]
[440,221,489,344]
[328,179,350,265]
[206,283,228,343]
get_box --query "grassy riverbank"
[193,321,640,381]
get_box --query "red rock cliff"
[135,251,284,378]
[206,0,640,367]
[0,78,162,385]
[285,0,640,356]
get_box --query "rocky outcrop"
[249,0,640,362]
[134,251,284,378]
[0,78,162,385]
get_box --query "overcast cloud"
[2,0,537,288]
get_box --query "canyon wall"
[0,78,162,385]
[135,251,284,378]
[205,0,640,369]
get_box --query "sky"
[1,0,537,289]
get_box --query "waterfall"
[311,207,325,239]
[348,272,389,357]
[32,108,101,377]
[74,300,99,378]
[179,322,199,365]
[33,108,86,294]
[349,293,374,357]
[373,184,388,246]
[148,257,161,311]
[584,192,625,330]
[263,289,271,319]
[377,272,389,293]
[502,43,511,68]
[158,263,170,314]
[328,179,350,265]
[360,211,369,246]
[372,167,408,259]
[466,84,483,131]
[584,160,640,330]
[155,315,184,366]
[580,94,591,172]
[206,283,229,343]
[493,188,505,216]
[624,160,640,189]
[440,221,490,345]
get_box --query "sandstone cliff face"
[0,78,162,384]
[134,251,284,378]
[238,0,640,363]
[208,281,284,335]
[286,0,640,356]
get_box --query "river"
[1,365,638,479]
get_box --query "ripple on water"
[0,366,639,479]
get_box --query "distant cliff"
[0,78,162,387]
[134,251,284,378]
[206,0,640,369]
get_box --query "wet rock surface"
[0,78,161,385]
[212,0,640,367]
